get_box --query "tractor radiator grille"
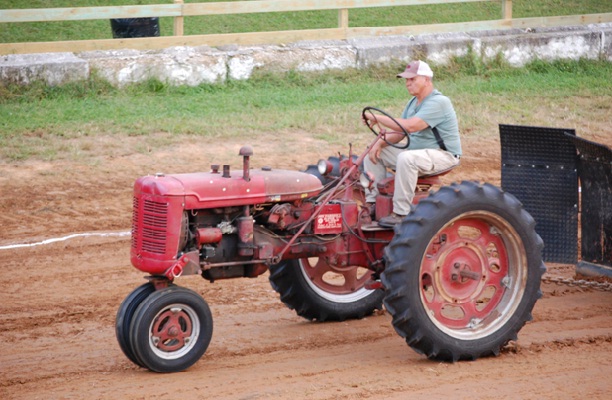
[131,197,139,249]
[132,196,169,254]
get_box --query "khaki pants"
[364,147,460,215]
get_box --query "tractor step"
[360,222,393,231]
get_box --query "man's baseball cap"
[397,60,434,78]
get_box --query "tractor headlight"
[317,159,333,176]
[359,171,375,189]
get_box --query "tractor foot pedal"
[365,279,384,290]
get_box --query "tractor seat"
[377,164,459,195]
[417,166,456,186]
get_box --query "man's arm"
[363,112,429,164]
[363,113,429,133]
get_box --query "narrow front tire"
[129,286,213,373]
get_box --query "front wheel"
[116,282,157,367]
[382,181,545,361]
[269,257,384,321]
[129,286,213,372]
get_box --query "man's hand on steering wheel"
[361,107,410,149]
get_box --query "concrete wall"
[1,23,611,87]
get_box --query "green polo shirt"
[401,89,462,156]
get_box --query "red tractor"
[116,108,545,373]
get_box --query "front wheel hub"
[151,307,194,352]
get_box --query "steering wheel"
[362,107,410,149]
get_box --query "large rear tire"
[382,181,545,361]
[269,257,384,321]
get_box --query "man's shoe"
[378,212,406,228]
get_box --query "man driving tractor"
[362,60,462,227]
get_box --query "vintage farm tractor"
[116,107,545,373]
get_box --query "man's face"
[405,75,428,96]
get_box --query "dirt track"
[1,133,611,400]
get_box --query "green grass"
[0,0,611,42]
[1,58,611,162]
[1,2,611,162]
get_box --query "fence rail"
[1,1,611,55]
[0,1,504,23]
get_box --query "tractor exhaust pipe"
[239,145,253,182]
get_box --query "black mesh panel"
[499,124,578,263]
[567,134,612,267]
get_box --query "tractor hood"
[134,167,324,209]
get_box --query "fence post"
[338,8,348,38]
[502,0,512,20]
[174,0,184,36]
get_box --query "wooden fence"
[1,0,611,55]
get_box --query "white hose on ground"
[0,231,131,250]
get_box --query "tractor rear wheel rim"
[419,212,527,340]
[299,257,374,303]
